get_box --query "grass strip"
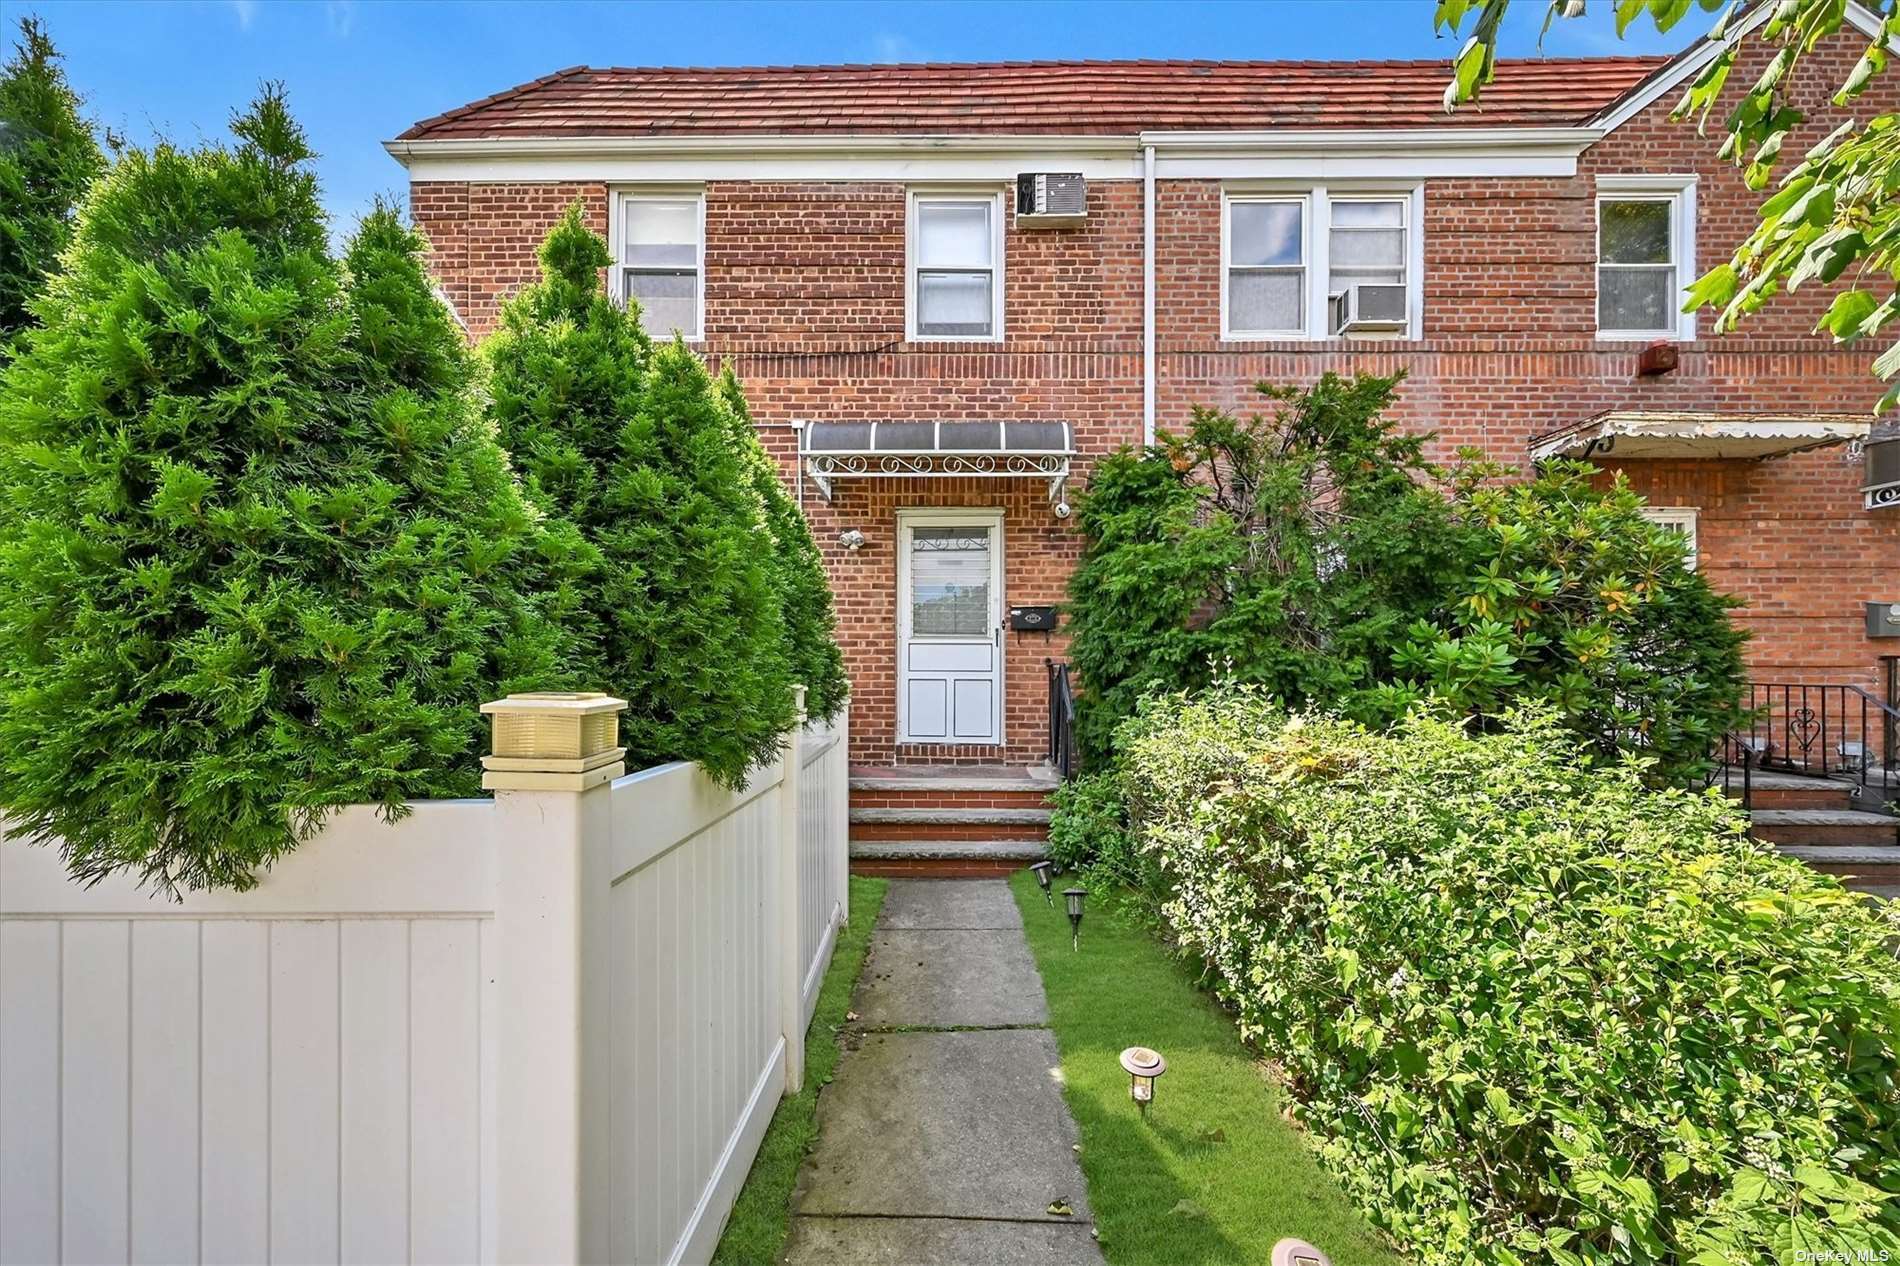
[1009,870,1402,1266]
[712,874,888,1265]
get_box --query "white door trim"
[895,508,1005,746]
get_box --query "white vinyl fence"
[0,692,850,1266]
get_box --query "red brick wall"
[411,28,1900,764]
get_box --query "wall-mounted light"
[1063,887,1086,951]
[838,529,865,552]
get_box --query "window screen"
[1328,199,1406,293]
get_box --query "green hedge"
[1116,688,1900,1265]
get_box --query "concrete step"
[1775,844,1900,888]
[848,838,1044,879]
[1726,777,1859,811]
[850,806,1050,844]
[848,765,1060,795]
[1750,809,1900,848]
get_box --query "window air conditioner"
[1329,283,1409,334]
[1015,173,1087,227]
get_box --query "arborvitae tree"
[484,206,795,784]
[715,365,847,721]
[0,90,566,892]
[0,17,105,348]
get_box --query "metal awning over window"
[1530,410,1870,463]
[800,421,1074,504]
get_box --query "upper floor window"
[1224,197,1306,337]
[1223,186,1420,340]
[909,192,1004,342]
[1596,176,1696,340]
[616,192,703,341]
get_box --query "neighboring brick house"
[390,7,1900,834]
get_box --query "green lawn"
[712,874,888,1266]
[1010,871,1403,1266]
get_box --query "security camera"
[1053,501,1072,519]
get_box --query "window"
[910,193,1002,341]
[1641,506,1698,570]
[1223,187,1421,340]
[1327,198,1408,328]
[1596,178,1695,339]
[616,193,702,340]
[1225,197,1306,337]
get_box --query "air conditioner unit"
[1329,284,1408,334]
[1015,173,1087,227]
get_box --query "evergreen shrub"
[0,17,105,348]
[0,93,565,891]
[483,206,802,784]
[1120,687,1900,1266]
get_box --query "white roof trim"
[1587,0,1892,134]
[1531,410,1871,462]
[385,134,1142,164]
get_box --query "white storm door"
[898,513,1003,744]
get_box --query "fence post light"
[1063,887,1086,951]
[1030,860,1054,905]
[1119,1046,1167,1118]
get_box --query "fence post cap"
[481,691,629,791]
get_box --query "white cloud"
[325,0,356,37]
[228,0,257,31]
[870,32,927,63]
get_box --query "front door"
[898,511,1003,745]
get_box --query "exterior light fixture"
[1271,1239,1334,1266]
[1063,887,1086,951]
[1119,1046,1167,1118]
[838,529,865,552]
[1029,860,1054,905]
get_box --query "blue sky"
[15,0,1712,240]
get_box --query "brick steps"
[846,765,1056,875]
[1750,809,1900,849]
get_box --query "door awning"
[800,421,1074,504]
[1529,410,1870,462]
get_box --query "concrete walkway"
[783,879,1105,1266]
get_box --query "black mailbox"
[1009,606,1058,632]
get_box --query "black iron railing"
[1721,682,1900,804]
[1046,659,1078,781]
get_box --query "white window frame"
[1221,191,1310,339]
[1221,184,1424,341]
[609,187,706,342]
[1641,505,1699,570]
[906,189,1006,344]
[1595,174,1697,342]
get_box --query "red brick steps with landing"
[1730,772,1900,890]
[848,765,1057,876]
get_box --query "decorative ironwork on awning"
[799,421,1074,504]
[1529,410,1871,463]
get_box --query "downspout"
[1142,143,1156,447]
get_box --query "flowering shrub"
[1119,687,1900,1265]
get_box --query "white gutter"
[384,133,1142,165]
[1137,126,1601,159]
[1142,143,1156,447]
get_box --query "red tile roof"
[397,56,1671,142]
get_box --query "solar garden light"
[1063,887,1086,951]
[1119,1046,1167,1119]
[1029,860,1055,905]
[1271,1239,1333,1266]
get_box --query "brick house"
[390,6,1900,871]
